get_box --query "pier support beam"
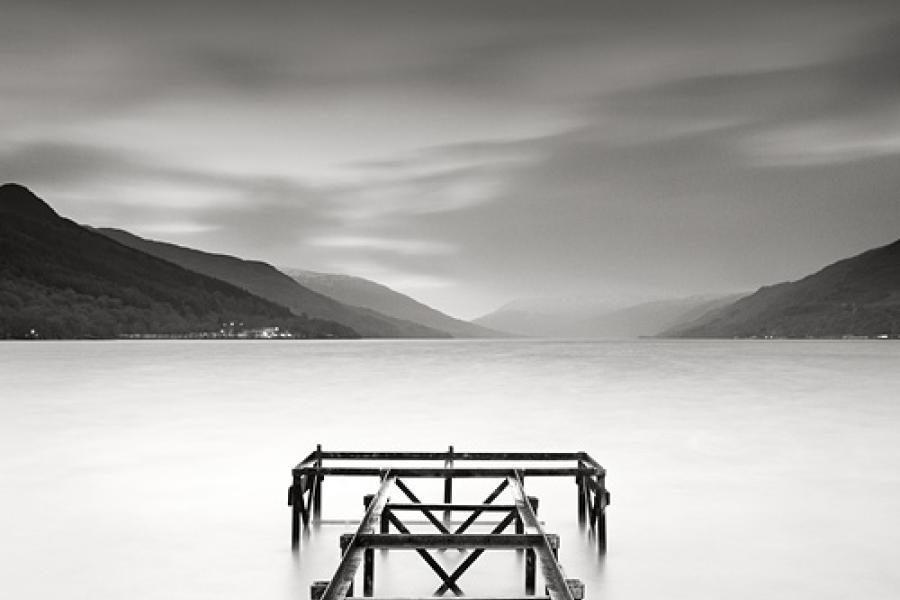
[313,444,323,521]
[291,473,301,550]
[363,548,374,596]
[444,445,454,525]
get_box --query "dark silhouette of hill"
[666,239,900,338]
[0,183,357,339]
[98,228,450,338]
[285,269,504,338]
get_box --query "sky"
[2,1,900,319]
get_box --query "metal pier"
[289,447,610,600]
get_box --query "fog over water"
[1,339,898,599]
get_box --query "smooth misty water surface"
[1,339,898,600]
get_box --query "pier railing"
[289,446,610,600]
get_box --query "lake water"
[1,339,898,600]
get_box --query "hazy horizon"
[4,1,900,319]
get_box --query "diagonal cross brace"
[384,510,463,595]
[433,510,519,595]
[394,479,451,534]
[453,478,510,534]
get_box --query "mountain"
[473,296,618,337]
[475,294,744,338]
[285,269,503,338]
[666,239,900,338]
[577,294,746,338]
[0,183,356,339]
[98,229,449,338]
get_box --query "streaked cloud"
[3,1,900,318]
[308,236,456,256]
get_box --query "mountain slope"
[98,228,449,338]
[475,294,742,338]
[473,297,616,337]
[576,294,746,338]
[666,239,900,338]
[286,269,503,338]
[0,183,356,339]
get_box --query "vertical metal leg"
[313,444,323,521]
[576,461,585,525]
[290,474,301,550]
[310,580,329,600]
[444,445,454,525]
[363,548,375,596]
[597,474,608,552]
[525,548,536,594]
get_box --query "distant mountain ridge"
[0,183,355,339]
[666,238,900,338]
[286,269,503,338]
[98,228,450,338]
[474,294,742,338]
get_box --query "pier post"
[310,580,329,600]
[525,547,536,594]
[290,472,301,550]
[444,445,454,525]
[597,472,608,552]
[363,548,375,596]
[576,460,585,525]
[313,444,323,521]
[567,579,585,600]
[524,495,539,592]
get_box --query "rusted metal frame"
[393,479,451,534]
[320,471,395,600]
[508,472,575,600]
[383,510,462,595]
[454,478,510,534]
[434,511,519,595]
